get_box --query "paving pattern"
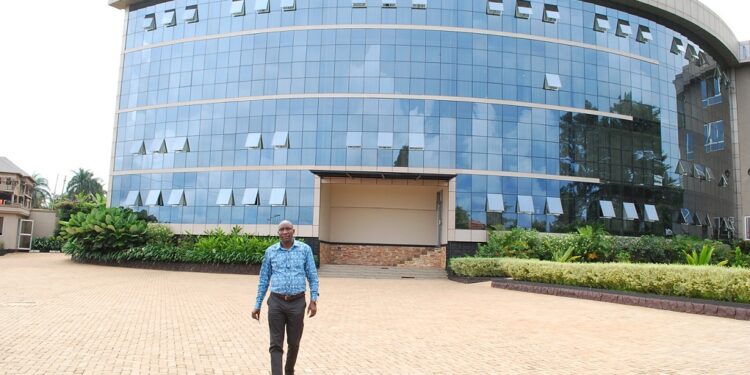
[1,253,748,375]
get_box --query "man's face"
[278,223,295,242]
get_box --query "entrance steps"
[317,264,447,279]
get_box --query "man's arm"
[253,248,273,316]
[304,245,319,318]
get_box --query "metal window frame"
[272,131,289,148]
[131,141,146,155]
[168,137,190,153]
[162,9,176,27]
[594,14,610,32]
[544,73,561,90]
[637,25,652,43]
[615,19,631,37]
[412,0,427,9]
[671,37,685,54]
[281,0,296,11]
[150,139,167,153]
[183,5,199,23]
[255,0,270,14]
[145,190,163,206]
[346,132,362,148]
[143,14,156,31]
[515,0,532,19]
[378,132,393,149]
[408,133,425,150]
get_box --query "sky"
[0,1,747,195]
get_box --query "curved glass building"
[108,0,750,266]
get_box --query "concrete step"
[317,264,447,279]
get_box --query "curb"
[491,278,750,321]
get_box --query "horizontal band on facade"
[117,92,634,121]
[111,165,601,184]
[123,23,659,65]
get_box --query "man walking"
[252,220,319,375]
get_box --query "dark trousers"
[267,295,306,375]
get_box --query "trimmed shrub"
[449,257,750,303]
[477,227,541,258]
[31,237,65,251]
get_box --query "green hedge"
[449,257,750,303]
[31,237,65,251]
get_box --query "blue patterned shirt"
[254,240,319,310]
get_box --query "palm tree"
[65,169,104,199]
[31,173,52,208]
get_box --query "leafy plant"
[552,246,581,263]
[60,207,148,253]
[145,224,174,247]
[684,244,728,266]
[477,227,541,258]
[572,225,613,262]
[730,246,749,268]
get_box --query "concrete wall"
[0,214,19,250]
[320,178,448,246]
[29,209,57,239]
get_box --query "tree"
[65,169,104,199]
[31,173,52,208]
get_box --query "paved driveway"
[1,253,748,374]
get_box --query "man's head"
[277,220,295,246]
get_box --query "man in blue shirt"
[252,220,319,375]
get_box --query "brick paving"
[1,253,748,375]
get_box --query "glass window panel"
[517,195,534,214]
[272,131,289,148]
[623,202,638,220]
[245,133,263,148]
[515,0,532,19]
[671,38,685,54]
[637,26,652,43]
[486,194,504,212]
[675,160,689,175]
[150,139,167,153]
[346,132,362,148]
[143,14,156,31]
[382,0,397,8]
[719,175,730,187]
[644,204,659,222]
[269,188,287,206]
[412,0,427,9]
[231,0,245,16]
[216,189,235,205]
[168,189,186,206]
[281,0,296,11]
[544,74,561,90]
[693,212,704,226]
[169,137,190,152]
[616,20,631,37]
[599,200,615,218]
[594,15,610,32]
[378,132,393,148]
[162,10,176,27]
[409,133,425,150]
[131,141,146,155]
[543,4,559,23]
[145,190,163,206]
[693,164,706,180]
[680,208,693,224]
[352,0,367,8]
[183,6,199,23]
[487,0,503,16]
[255,0,270,13]
[123,191,142,206]
[545,197,563,215]
[242,188,260,205]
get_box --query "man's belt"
[271,292,305,301]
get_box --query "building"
[0,157,56,251]
[107,0,750,266]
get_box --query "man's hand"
[251,308,261,321]
[307,301,317,318]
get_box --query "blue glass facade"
[111,0,735,238]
